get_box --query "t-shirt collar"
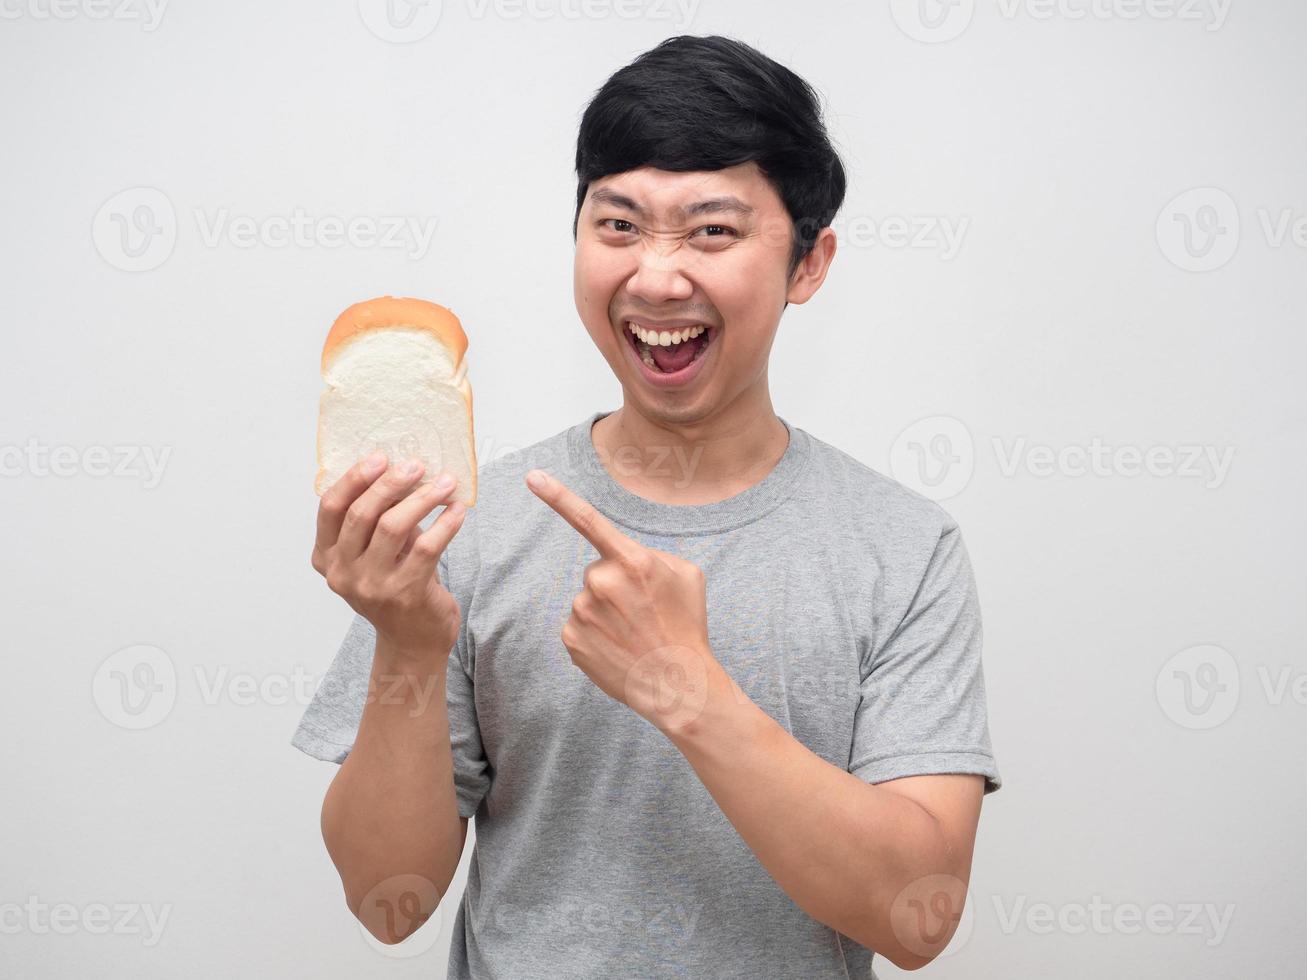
[561,409,811,537]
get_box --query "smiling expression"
[573,162,835,420]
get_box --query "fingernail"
[400,458,420,477]
[362,453,386,475]
[526,470,547,489]
[436,474,455,490]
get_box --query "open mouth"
[622,321,714,376]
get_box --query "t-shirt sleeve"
[290,548,493,820]
[848,515,1002,795]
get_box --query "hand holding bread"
[311,454,467,660]
[310,296,478,661]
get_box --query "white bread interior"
[316,326,476,503]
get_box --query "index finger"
[525,469,640,563]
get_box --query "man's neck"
[589,399,790,506]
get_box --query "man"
[295,34,1001,978]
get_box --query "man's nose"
[625,233,697,303]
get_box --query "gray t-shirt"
[292,409,1001,979]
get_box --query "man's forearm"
[664,662,959,969]
[320,635,465,943]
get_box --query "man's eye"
[601,218,636,233]
[696,225,737,239]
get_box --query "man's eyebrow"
[679,196,756,219]
[590,188,755,221]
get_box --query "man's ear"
[786,227,838,306]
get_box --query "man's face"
[573,162,813,424]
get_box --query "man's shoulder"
[800,426,959,542]
[798,429,974,623]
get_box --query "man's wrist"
[661,655,771,758]
[374,629,452,668]
[369,635,450,717]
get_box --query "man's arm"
[320,632,470,944]
[520,469,990,967]
[310,455,473,943]
[667,671,984,971]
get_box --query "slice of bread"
[315,296,477,505]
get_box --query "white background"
[2,0,1304,977]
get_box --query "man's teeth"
[627,322,707,347]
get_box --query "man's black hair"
[573,34,847,284]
